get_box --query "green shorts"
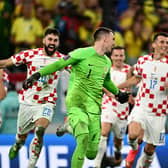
[67,107,101,144]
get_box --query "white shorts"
[128,106,166,146]
[101,108,127,139]
[17,103,54,134]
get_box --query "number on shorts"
[43,107,51,116]
[159,132,165,143]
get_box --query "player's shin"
[136,151,154,168]
[128,138,138,150]
[114,145,122,161]
[94,136,107,167]
[71,133,89,168]
[28,126,45,168]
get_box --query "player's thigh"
[18,103,54,134]
[68,107,89,137]
[128,106,145,137]
[112,118,127,139]
[101,122,112,136]
[17,104,35,134]
[101,101,114,124]
[33,103,54,123]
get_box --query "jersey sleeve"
[133,56,143,77]
[103,59,119,95]
[11,49,34,66]
[69,47,91,60]
[39,56,77,76]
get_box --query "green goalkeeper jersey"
[39,46,119,115]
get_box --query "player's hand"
[115,90,130,104]
[23,72,41,89]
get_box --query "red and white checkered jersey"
[0,70,9,126]
[134,53,168,116]
[102,64,131,120]
[11,48,68,105]
[2,70,9,91]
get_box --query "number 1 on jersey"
[87,69,92,79]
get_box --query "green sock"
[71,133,89,168]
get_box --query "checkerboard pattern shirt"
[102,64,131,120]
[11,48,68,105]
[134,53,168,117]
[0,70,9,125]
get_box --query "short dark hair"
[93,27,113,41]
[44,27,60,37]
[111,46,125,55]
[153,32,168,42]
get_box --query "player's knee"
[86,150,98,160]
[35,126,45,140]
[86,142,99,160]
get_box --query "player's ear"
[152,42,155,49]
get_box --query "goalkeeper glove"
[115,90,130,104]
[23,72,41,89]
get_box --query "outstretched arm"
[39,56,76,76]
[0,58,14,68]
[23,56,77,89]
[118,75,141,89]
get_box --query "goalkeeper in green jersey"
[23,27,130,168]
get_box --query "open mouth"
[48,45,55,51]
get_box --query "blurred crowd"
[1,0,168,63]
[1,0,168,133]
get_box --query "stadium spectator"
[11,1,43,53]
[0,0,13,59]
[124,19,145,65]
[78,15,94,47]
[53,1,81,54]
